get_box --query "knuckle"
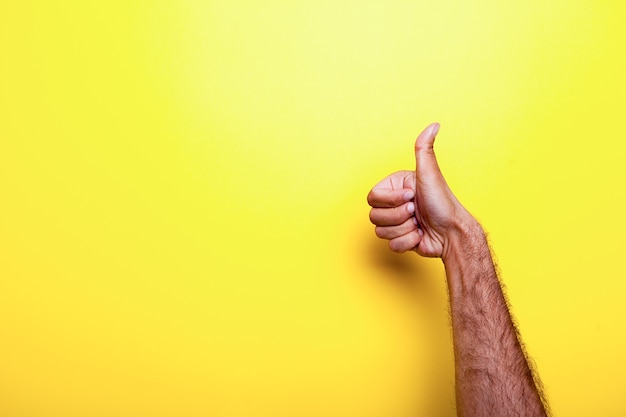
[389,239,404,253]
[368,209,377,224]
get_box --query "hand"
[367,123,476,258]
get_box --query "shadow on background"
[365,236,446,308]
[364,235,457,417]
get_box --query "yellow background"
[1,1,625,416]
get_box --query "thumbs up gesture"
[367,123,477,259]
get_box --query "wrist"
[441,214,485,266]
[441,214,493,298]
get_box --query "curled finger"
[367,188,415,208]
[375,216,418,240]
[388,229,422,253]
[369,202,416,227]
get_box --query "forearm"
[442,219,548,417]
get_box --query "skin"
[367,123,549,417]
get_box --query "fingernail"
[407,202,415,213]
[432,123,440,137]
[412,217,418,225]
[418,228,424,236]
[403,190,415,201]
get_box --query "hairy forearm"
[442,220,548,417]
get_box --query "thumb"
[415,122,443,180]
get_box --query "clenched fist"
[367,123,477,259]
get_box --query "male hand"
[367,123,476,258]
[368,124,550,416]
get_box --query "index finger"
[367,188,415,208]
